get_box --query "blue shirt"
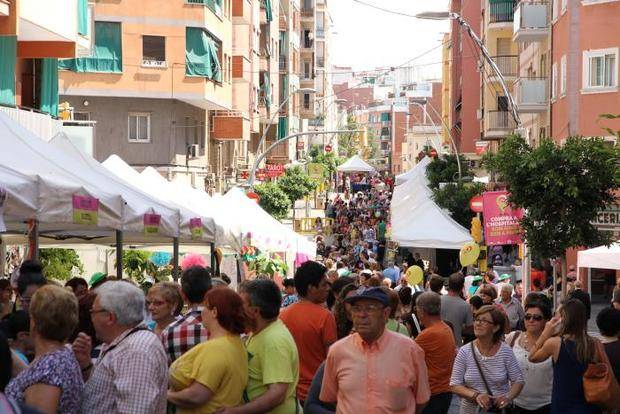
[383,267,399,284]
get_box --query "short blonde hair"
[149,282,183,315]
[30,285,78,342]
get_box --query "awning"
[337,155,376,173]
[577,242,620,270]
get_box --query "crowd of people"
[0,175,619,414]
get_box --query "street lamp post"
[416,11,522,129]
[253,87,316,156]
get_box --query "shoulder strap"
[509,331,521,348]
[471,342,494,396]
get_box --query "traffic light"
[470,216,483,243]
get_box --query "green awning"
[78,0,88,36]
[0,35,16,107]
[59,22,122,73]
[264,0,273,22]
[39,58,59,117]
[278,117,288,140]
[185,27,222,82]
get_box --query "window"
[583,48,618,90]
[497,96,509,112]
[561,0,567,13]
[551,62,557,99]
[128,113,150,142]
[73,111,90,121]
[303,93,310,109]
[142,35,165,66]
[303,61,311,79]
[560,55,567,96]
[552,0,559,20]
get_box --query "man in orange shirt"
[280,261,336,403]
[320,287,431,413]
[415,292,457,414]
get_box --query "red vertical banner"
[482,191,524,246]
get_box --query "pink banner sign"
[482,191,524,246]
[190,217,203,240]
[72,194,99,226]
[144,213,161,234]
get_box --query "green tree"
[309,145,343,179]
[40,248,84,281]
[338,115,362,157]
[121,250,151,283]
[277,166,318,203]
[426,154,484,228]
[484,135,620,294]
[255,182,291,220]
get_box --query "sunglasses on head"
[524,314,544,321]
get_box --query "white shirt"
[506,331,553,410]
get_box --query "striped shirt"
[450,341,524,414]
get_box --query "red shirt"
[280,301,337,400]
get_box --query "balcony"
[316,57,325,68]
[301,8,314,19]
[279,56,287,71]
[212,110,250,141]
[513,1,549,43]
[186,0,222,19]
[515,77,548,113]
[316,29,325,39]
[0,0,8,16]
[488,55,518,80]
[484,110,517,139]
[489,0,517,24]
[232,0,252,24]
[308,117,324,127]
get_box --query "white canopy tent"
[395,156,432,186]
[49,134,182,243]
[0,111,124,234]
[336,155,376,173]
[102,155,217,243]
[577,242,620,270]
[390,175,473,249]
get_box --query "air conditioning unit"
[187,144,200,159]
[141,59,167,68]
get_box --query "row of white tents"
[391,157,473,249]
[0,112,315,278]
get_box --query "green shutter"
[380,113,390,122]
[185,27,221,82]
[278,117,288,140]
[263,0,273,22]
[0,35,17,107]
[59,22,122,73]
[78,0,88,36]
[39,58,59,117]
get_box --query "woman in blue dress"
[528,299,602,414]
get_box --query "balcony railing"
[490,55,518,78]
[515,77,549,113]
[487,110,517,131]
[489,0,517,23]
[301,8,313,17]
[513,1,549,43]
[279,56,287,71]
[186,0,222,17]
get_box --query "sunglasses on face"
[524,314,544,321]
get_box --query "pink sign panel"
[190,217,203,240]
[482,191,524,246]
[72,194,99,226]
[144,213,161,234]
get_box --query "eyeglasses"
[350,304,385,314]
[524,314,544,321]
[474,318,494,326]
[90,308,109,315]
[146,300,166,307]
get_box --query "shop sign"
[255,169,267,181]
[591,204,620,233]
[72,194,99,226]
[482,191,524,246]
[307,163,325,179]
[190,218,203,240]
[266,164,285,178]
[475,141,489,155]
[144,213,161,234]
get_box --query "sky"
[329,0,450,79]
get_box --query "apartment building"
[441,33,452,147]
[549,0,620,142]
[0,0,87,139]
[449,0,481,156]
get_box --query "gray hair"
[97,281,145,326]
[416,292,441,316]
[501,284,514,294]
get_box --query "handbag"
[471,342,511,414]
[583,340,620,410]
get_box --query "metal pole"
[172,237,179,281]
[28,219,39,261]
[390,101,395,173]
[115,230,123,279]
[451,12,521,128]
[422,100,462,180]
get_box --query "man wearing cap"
[320,287,431,413]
